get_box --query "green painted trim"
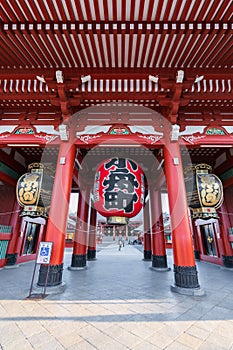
[206,127,225,135]
[220,167,233,182]
[0,162,19,180]
[0,240,9,259]
[0,225,12,233]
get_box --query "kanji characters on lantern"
[184,163,223,219]
[93,158,144,224]
[16,163,54,218]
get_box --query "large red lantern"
[93,158,145,224]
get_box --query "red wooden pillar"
[164,137,203,294]
[87,203,97,260]
[143,199,151,260]
[218,202,233,267]
[37,142,76,286]
[150,188,169,270]
[113,225,116,240]
[5,201,21,266]
[125,224,129,241]
[70,189,90,269]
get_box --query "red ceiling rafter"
[204,2,221,21]
[89,31,102,68]
[169,29,193,67]
[0,44,17,67]
[181,29,209,67]
[25,2,44,22]
[80,31,96,68]
[2,0,232,23]
[213,1,232,21]
[189,29,218,68]
[36,2,51,21]
[208,32,232,67]
[1,1,19,21]
[1,21,232,69]
[1,31,31,67]
[70,29,88,67]
[47,0,60,22]
[39,31,63,66]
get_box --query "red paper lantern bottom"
[107,216,129,225]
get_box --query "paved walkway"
[0,242,233,349]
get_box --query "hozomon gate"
[0,1,232,296]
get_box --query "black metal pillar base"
[222,255,233,268]
[68,254,87,270]
[87,249,96,260]
[150,255,170,271]
[194,250,200,260]
[5,253,18,266]
[173,264,203,289]
[37,264,63,287]
[143,250,152,261]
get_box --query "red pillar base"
[69,253,87,269]
[37,264,63,286]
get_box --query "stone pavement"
[0,242,233,349]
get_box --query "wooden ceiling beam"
[0,119,62,126]
[2,20,231,32]
[0,93,50,100]
[0,68,232,80]
[0,91,213,101]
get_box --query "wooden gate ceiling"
[0,0,232,130]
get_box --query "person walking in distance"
[118,238,122,251]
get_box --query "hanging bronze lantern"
[16,163,54,218]
[184,163,223,219]
[93,158,145,225]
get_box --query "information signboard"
[36,242,53,264]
